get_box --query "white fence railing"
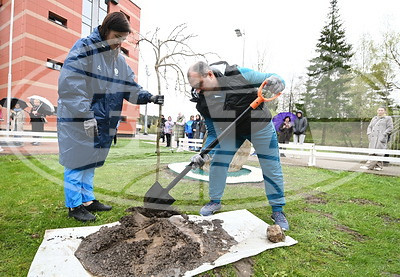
[2,133,400,166]
[178,138,400,167]
[178,138,203,151]
[0,131,58,143]
[311,145,400,166]
[277,143,400,166]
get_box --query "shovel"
[144,80,282,209]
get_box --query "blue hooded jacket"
[57,27,152,169]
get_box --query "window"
[82,0,92,20]
[99,8,107,24]
[46,59,63,71]
[48,12,67,27]
[120,47,129,57]
[81,23,91,38]
[99,0,108,11]
[82,0,108,37]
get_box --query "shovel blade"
[143,181,176,210]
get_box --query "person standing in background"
[185,115,195,150]
[278,116,293,157]
[29,99,46,146]
[199,116,207,139]
[11,103,26,146]
[164,116,174,148]
[174,113,185,148]
[192,114,202,151]
[159,115,166,143]
[185,115,194,138]
[361,107,393,171]
[0,105,3,152]
[293,110,307,144]
[0,104,3,122]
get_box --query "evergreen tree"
[303,0,353,144]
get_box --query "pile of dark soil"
[75,207,237,277]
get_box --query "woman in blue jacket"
[57,12,163,222]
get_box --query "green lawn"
[0,139,399,276]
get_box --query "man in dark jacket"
[293,110,307,144]
[57,12,163,222]
[188,61,289,230]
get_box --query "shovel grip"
[250,80,282,109]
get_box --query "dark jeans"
[166,133,172,147]
[31,121,44,139]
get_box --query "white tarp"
[28,210,297,277]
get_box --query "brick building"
[0,0,142,134]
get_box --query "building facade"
[0,0,142,134]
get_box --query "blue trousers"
[64,167,95,208]
[204,120,285,212]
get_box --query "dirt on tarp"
[75,207,237,277]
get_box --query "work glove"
[83,118,98,137]
[150,95,164,105]
[191,153,210,169]
[265,75,285,94]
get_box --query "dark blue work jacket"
[57,27,151,169]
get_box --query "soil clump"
[75,207,237,277]
[266,224,286,243]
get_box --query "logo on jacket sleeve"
[114,68,119,76]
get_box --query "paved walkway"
[1,134,399,177]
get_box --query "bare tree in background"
[278,75,305,113]
[137,23,212,181]
[385,31,400,90]
[254,48,269,72]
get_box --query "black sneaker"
[84,200,112,212]
[68,205,96,222]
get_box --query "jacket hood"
[87,26,115,55]
[296,110,303,117]
[89,26,102,43]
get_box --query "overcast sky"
[133,0,400,118]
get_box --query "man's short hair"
[188,61,210,77]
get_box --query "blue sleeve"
[237,67,285,87]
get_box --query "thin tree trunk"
[359,120,363,147]
[155,69,162,181]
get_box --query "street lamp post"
[6,0,16,134]
[234,28,245,67]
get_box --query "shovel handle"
[164,80,283,192]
